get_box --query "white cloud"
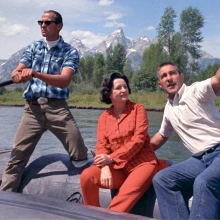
[2,0,55,7]
[98,0,114,6]
[0,17,6,22]
[104,20,126,28]
[37,1,55,7]
[106,12,123,20]
[69,30,106,48]
[1,24,29,36]
[146,25,155,31]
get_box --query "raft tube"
[0,190,151,219]
[0,152,192,219]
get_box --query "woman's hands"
[100,165,113,188]
[94,154,113,167]
[93,154,113,188]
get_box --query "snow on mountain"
[0,27,219,82]
[91,28,130,56]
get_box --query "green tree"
[195,63,220,81]
[78,57,86,81]
[82,55,95,82]
[112,43,126,73]
[105,45,114,73]
[170,32,188,73]
[123,58,133,81]
[180,6,204,80]
[92,53,106,88]
[157,6,177,56]
[106,43,126,73]
[131,69,146,92]
[131,43,166,91]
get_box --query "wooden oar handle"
[0,80,14,87]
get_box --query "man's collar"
[41,36,63,49]
[167,83,186,104]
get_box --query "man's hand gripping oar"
[0,67,34,87]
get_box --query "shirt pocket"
[49,56,64,73]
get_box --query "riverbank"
[0,91,167,111]
[1,91,220,111]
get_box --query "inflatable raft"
[0,151,163,219]
[0,190,152,220]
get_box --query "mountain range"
[0,27,219,83]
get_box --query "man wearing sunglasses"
[1,10,88,192]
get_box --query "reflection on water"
[0,106,190,161]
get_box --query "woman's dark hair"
[100,72,131,104]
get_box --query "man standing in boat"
[151,61,220,219]
[0,10,88,192]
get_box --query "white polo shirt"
[159,78,220,156]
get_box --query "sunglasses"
[37,20,57,26]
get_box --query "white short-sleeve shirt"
[159,78,220,156]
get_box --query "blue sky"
[0,0,220,59]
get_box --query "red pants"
[80,160,168,213]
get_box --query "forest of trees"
[71,6,220,93]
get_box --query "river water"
[0,106,190,162]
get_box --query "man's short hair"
[44,10,63,25]
[157,61,181,79]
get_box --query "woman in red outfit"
[80,72,168,213]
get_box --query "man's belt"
[26,97,64,105]
[197,143,220,159]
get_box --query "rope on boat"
[0,150,12,154]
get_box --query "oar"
[0,80,14,87]
[0,149,12,154]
